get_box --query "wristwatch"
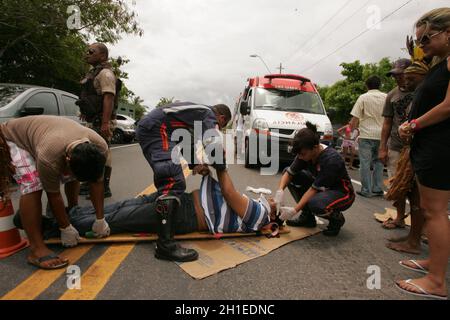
[409,119,421,132]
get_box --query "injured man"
[14,168,284,249]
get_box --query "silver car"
[112,114,136,144]
[0,83,81,124]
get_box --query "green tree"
[0,0,143,94]
[156,97,175,108]
[319,57,397,123]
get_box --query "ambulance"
[232,74,333,167]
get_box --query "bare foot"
[386,241,421,254]
[387,234,409,242]
[396,276,447,299]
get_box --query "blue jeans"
[358,138,384,195]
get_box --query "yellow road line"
[59,164,192,300]
[5,162,192,300]
[1,245,94,300]
[137,164,191,196]
[58,244,135,300]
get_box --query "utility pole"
[277,63,285,74]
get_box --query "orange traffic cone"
[0,198,28,259]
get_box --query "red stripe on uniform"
[160,123,169,151]
[163,177,176,195]
[325,180,354,210]
[170,121,188,128]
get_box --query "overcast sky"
[109,0,449,109]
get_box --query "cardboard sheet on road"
[176,226,321,280]
[44,228,291,245]
[374,208,411,226]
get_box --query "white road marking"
[110,143,139,150]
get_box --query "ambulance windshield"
[254,88,325,115]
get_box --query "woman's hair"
[0,128,15,199]
[290,121,320,154]
[416,8,450,32]
[212,104,232,123]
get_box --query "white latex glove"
[60,224,80,247]
[274,189,284,205]
[92,218,111,238]
[279,207,298,221]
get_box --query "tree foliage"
[0,0,143,95]
[156,97,175,108]
[318,58,396,123]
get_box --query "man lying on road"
[14,167,287,248]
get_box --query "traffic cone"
[0,198,28,259]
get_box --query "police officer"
[137,102,231,262]
[77,43,119,198]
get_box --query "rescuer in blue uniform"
[137,101,231,262]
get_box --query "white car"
[112,114,136,144]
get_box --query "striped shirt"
[350,89,387,140]
[200,176,270,234]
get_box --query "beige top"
[1,116,108,192]
[93,69,116,96]
[350,89,387,140]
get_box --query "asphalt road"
[1,143,449,300]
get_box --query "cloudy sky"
[109,0,448,109]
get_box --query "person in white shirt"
[350,76,387,198]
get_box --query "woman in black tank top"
[396,8,450,300]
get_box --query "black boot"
[103,166,112,198]
[323,211,345,237]
[286,208,317,228]
[154,197,199,262]
[79,182,90,196]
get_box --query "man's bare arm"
[101,93,114,139]
[379,117,393,164]
[216,170,249,218]
[46,192,70,228]
[349,117,359,130]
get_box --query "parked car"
[112,114,136,144]
[0,83,82,124]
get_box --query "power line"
[286,0,354,63]
[294,0,372,62]
[302,0,415,74]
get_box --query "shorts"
[7,141,75,195]
[416,169,450,191]
[342,139,356,149]
[387,149,401,180]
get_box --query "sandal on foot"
[382,218,405,229]
[395,279,447,300]
[27,254,69,270]
[399,260,428,274]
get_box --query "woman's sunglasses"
[86,49,96,55]
[414,30,444,47]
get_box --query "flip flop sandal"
[399,260,428,274]
[382,218,405,229]
[28,254,69,270]
[395,279,447,300]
